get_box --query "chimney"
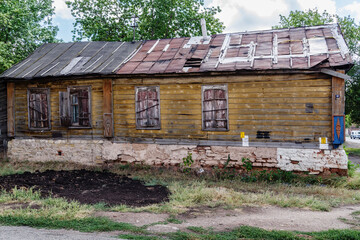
[201,18,209,41]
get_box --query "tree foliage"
[273,9,334,29]
[66,0,225,42]
[273,8,360,124]
[0,0,59,73]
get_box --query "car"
[350,131,360,139]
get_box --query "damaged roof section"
[1,41,142,80]
[117,24,353,75]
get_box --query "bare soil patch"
[0,170,170,206]
[97,205,360,232]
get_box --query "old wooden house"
[0,24,353,175]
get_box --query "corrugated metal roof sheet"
[117,24,353,75]
[0,41,142,80]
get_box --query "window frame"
[135,86,161,130]
[67,86,92,129]
[27,88,51,131]
[201,84,229,131]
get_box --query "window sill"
[202,128,229,132]
[29,128,51,132]
[68,126,92,129]
[136,127,161,130]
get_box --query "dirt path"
[96,205,360,233]
[0,226,122,240]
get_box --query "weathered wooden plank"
[14,80,104,138]
[331,70,345,142]
[7,83,15,137]
[229,109,331,115]
[232,120,331,126]
[228,98,330,104]
[229,103,331,109]
[332,71,345,115]
[103,79,113,137]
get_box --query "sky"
[53,0,360,42]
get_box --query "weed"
[253,170,296,183]
[241,157,253,172]
[92,202,109,211]
[339,210,360,229]
[348,160,360,178]
[181,152,194,173]
[187,226,208,234]
[213,155,237,180]
[166,216,183,224]
[0,187,41,203]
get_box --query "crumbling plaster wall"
[7,139,348,174]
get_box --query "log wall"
[11,72,333,145]
[113,73,332,143]
[13,79,104,139]
[0,81,7,154]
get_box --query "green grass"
[118,227,360,240]
[118,234,159,240]
[0,215,143,233]
[1,161,360,240]
[108,178,360,213]
[345,148,360,157]
[2,161,360,214]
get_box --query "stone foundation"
[7,139,348,175]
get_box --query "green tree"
[273,9,334,29]
[0,0,59,74]
[66,0,225,41]
[273,8,360,124]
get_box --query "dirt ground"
[1,170,360,234]
[95,205,360,233]
[345,137,360,165]
[0,170,169,206]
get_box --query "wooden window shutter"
[135,86,160,129]
[79,89,90,126]
[202,85,228,131]
[66,86,91,128]
[59,91,70,126]
[28,88,50,130]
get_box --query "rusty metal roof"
[0,41,142,80]
[117,24,353,75]
[1,24,353,80]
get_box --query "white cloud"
[209,0,290,32]
[296,0,336,14]
[339,2,360,22]
[53,0,73,20]
[208,0,338,33]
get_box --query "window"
[28,88,51,130]
[202,85,228,131]
[59,86,91,128]
[135,86,160,129]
